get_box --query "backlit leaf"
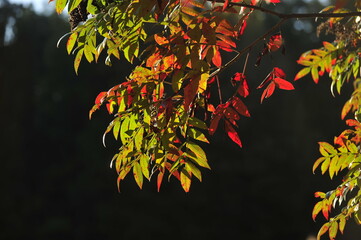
[225,120,242,148]
[186,141,211,169]
[133,162,143,189]
[74,48,84,74]
[321,157,330,175]
[68,0,83,13]
[317,222,330,240]
[180,169,191,192]
[157,171,164,192]
[189,128,209,143]
[67,32,78,55]
[139,154,150,180]
[55,0,67,14]
[185,161,202,182]
[339,215,346,234]
[329,221,338,240]
[274,78,295,90]
[212,47,222,67]
[313,157,325,173]
[294,67,311,81]
[323,41,336,51]
[312,201,323,221]
[311,66,319,83]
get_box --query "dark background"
[1,0,361,239]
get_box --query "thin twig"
[242,51,250,74]
[212,0,361,19]
[209,18,286,79]
[216,76,223,104]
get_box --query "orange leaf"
[95,92,107,105]
[157,171,164,192]
[212,47,222,67]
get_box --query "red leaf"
[222,0,229,11]
[209,112,222,135]
[235,75,250,98]
[127,85,134,108]
[239,20,247,35]
[274,77,295,90]
[212,47,222,67]
[184,77,199,111]
[268,34,283,52]
[273,67,286,78]
[225,120,242,148]
[231,97,251,117]
[225,107,240,121]
[322,202,329,220]
[95,92,107,105]
[260,82,276,103]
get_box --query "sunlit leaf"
[225,120,242,148]
[55,0,67,14]
[74,48,84,74]
[133,162,143,189]
[312,201,323,221]
[67,32,78,55]
[329,221,338,240]
[180,169,191,192]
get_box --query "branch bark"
[212,0,361,19]
[208,0,361,80]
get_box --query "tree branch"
[212,0,361,19]
[209,19,286,79]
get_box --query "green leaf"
[321,157,330,175]
[319,142,337,155]
[55,0,67,14]
[134,127,144,151]
[120,117,130,144]
[133,161,143,189]
[312,201,323,221]
[313,157,325,173]
[185,161,202,182]
[294,67,310,81]
[329,221,338,240]
[188,117,208,129]
[355,207,361,224]
[186,141,211,169]
[139,154,150,180]
[74,48,84,74]
[112,119,120,140]
[188,128,209,143]
[67,32,78,55]
[311,66,319,83]
[329,155,339,179]
[87,0,99,15]
[180,169,191,192]
[68,0,83,13]
[339,215,346,234]
[346,141,358,153]
[84,44,94,63]
[317,222,330,240]
[323,41,336,51]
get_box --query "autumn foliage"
[53,0,361,239]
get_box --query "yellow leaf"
[180,169,191,192]
[133,162,143,189]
